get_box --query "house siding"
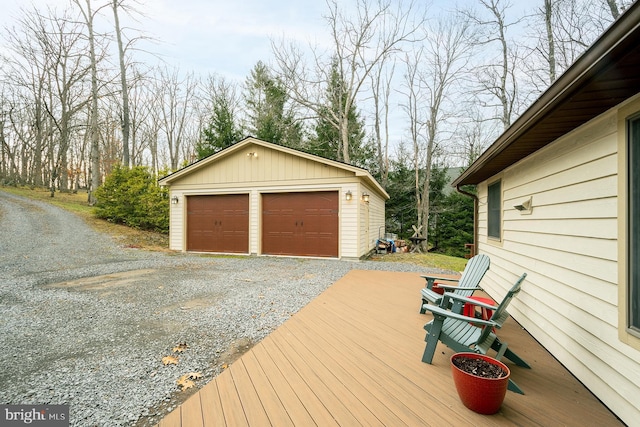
[176,143,352,186]
[366,186,385,253]
[477,108,640,424]
[341,184,359,258]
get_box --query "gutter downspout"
[456,184,478,257]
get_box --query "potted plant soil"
[450,352,510,414]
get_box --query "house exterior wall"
[476,101,640,424]
[166,142,383,259]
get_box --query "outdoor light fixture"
[345,190,352,201]
[171,196,179,204]
[247,151,258,158]
[362,193,370,203]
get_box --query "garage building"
[158,137,388,259]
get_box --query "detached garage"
[158,137,388,259]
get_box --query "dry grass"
[1,186,170,251]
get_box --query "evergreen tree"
[309,59,366,164]
[427,164,448,250]
[385,154,474,256]
[434,189,474,257]
[196,78,241,159]
[384,144,417,238]
[244,61,303,147]
[95,165,169,232]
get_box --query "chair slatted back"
[449,254,490,312]
[477,273,527,344]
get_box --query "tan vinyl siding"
[477,108,640,424]
[368,189,385,250]
[340,185,359,259]
[177,144,352,186]
[169,192,184,251]
[358,185,385,257]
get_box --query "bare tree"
[126,67,154,167]
[112,0,131,167]
[273,0,426,164]
[370,59,395,187]
[522,0,631,99]
[2,6,56,187]
[41,8,92,195]
[111,0,149,168]
[400,47,425,242]
[544,0,557,83]
[73,0,108,205]
[464,0,523,130]
[400,15,474,248]
[154,66,198,170]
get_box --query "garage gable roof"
[158,136,389,199]
[453,1,640,187]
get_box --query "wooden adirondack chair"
[419,253,490,314]
[421,273,530,394]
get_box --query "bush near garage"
[95,165,169,233]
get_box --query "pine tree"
[435,189,474,257]
[244,61,302,147]
[309,59,366,164]
[196,82,241,159]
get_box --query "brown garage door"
[262,192,338,257]
[187,194,249,253]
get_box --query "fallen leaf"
[222,363,229,369]
[176,375,194,390]
[173,343,188,353]
[162,355,179,365]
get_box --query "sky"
[0,0,338,80]
[0,0,536,158]
[136,0,331,80]
[1,0,500,80]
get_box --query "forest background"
[0,0,631,256]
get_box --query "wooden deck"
[156,269,622,426]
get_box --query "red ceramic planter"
[450,352,510,415]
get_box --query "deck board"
[239,352,295,427]
[249,343,317,426]
[179,390,203,427]
[155,269,623,426]
[198,378,225,426]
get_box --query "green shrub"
[95,165,169,233]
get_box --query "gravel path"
[0,189,449,426]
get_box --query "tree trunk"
[606,0,620,19]
[113,0,130,167]
[78,0,101,205]
[545,0,556,83]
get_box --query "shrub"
[95,165,169,233]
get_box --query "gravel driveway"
[0,190,446,426]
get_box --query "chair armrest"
[442,292,497,310]
[422,304,497,327]
[421,275,459,290]
[421,275,459,282]
[435,284,482,291]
